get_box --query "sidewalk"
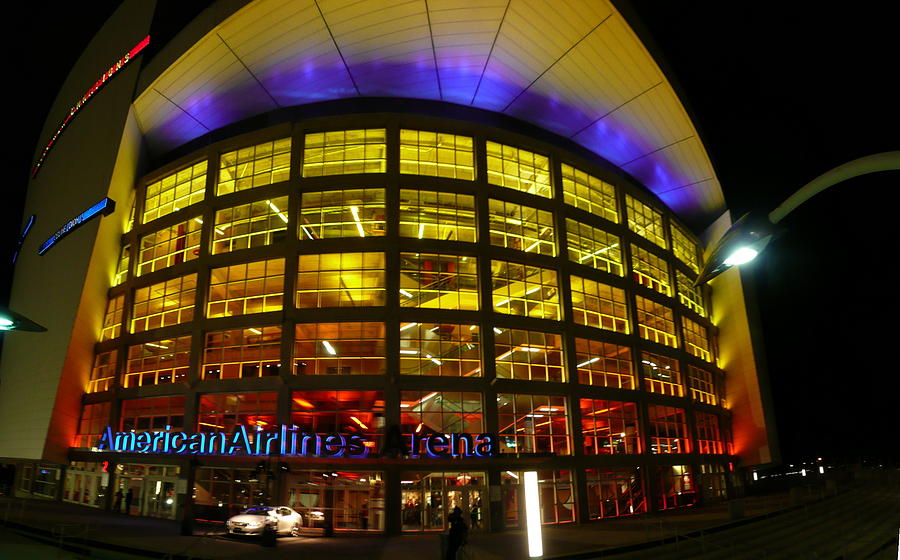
[0,489,826,560]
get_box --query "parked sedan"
[226,506,303,536]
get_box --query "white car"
[226,506,303,537]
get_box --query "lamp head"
[694,212,777,286]
[0,307,47,332]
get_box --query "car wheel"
[291,522,301,537]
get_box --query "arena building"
[0,0,776,534]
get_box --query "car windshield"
[239,507,273,516]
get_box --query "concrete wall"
[0,1,155,462]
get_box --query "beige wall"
[0,1,155,462]
[705,211,778,466]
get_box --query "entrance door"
[445,487,484,531]
[143,478,178,519]
[400,472,487,532]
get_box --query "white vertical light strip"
[524,470,543,558]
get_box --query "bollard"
[260,524,277,547]
[789,487,803,506]
[728,499,745,520]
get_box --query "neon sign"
[38,198,115,255]
[31,35,150,179]
[96,425,498,459]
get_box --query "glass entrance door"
[143,479,178,519]
[400,471,486,532]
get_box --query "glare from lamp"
[723,247,759,266]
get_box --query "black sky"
[2,2,898,465]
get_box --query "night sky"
[1,2,897,465]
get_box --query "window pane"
[297,253,385,308]
[207,259,284,318]
[137,218,202,276]
[398,189,476,242]
[300,188,386,239]
[635,296,676,347]
[569,276,628,333]
[625,195,666,249]
[647,406,690,454]
[485,141,551,197]
[125,336,192,388]
[561,163,618,223]
[399,129,475,180]
[494,328,564,382]
[203,327,282,380]
[399,253,479,310]
[682,317,712,362]
[641,351,683,397]
[131,273,197,333]
[565,219,623,276]
[213,196,288,254]
[497,394,569,455]
[580,400,641,455]
[100,295,125,341]
[574,338,634,389]
[88,350,117,393]
[491,260,559,319]
[399,323,481,377]
[585,468,646,519]
[293,322,385,376]
[217,137,291,195]
[302,129,386,176]
[488,199,555,256]
[630,244,671,297]
[671,222,700,274]
[143,161,207,224]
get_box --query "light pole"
[695,151,900,285]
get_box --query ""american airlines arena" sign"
[97,425,499,459]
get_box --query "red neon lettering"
[31,34,150,178]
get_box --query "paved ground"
[1,473,895,559]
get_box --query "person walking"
[124,488,134,515]
[446,506,468,560]
[113,488,123,513]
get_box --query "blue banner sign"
[38,198,115,255]
[97,425,498,458]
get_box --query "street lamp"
[695,151,900,285]
[0,306,47,332]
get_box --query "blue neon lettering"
[322,434,346,457]
[91,426,496,458]
[38,198,115,255]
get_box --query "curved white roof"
[133,0,724,226]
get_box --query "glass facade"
[79,120,731,532]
